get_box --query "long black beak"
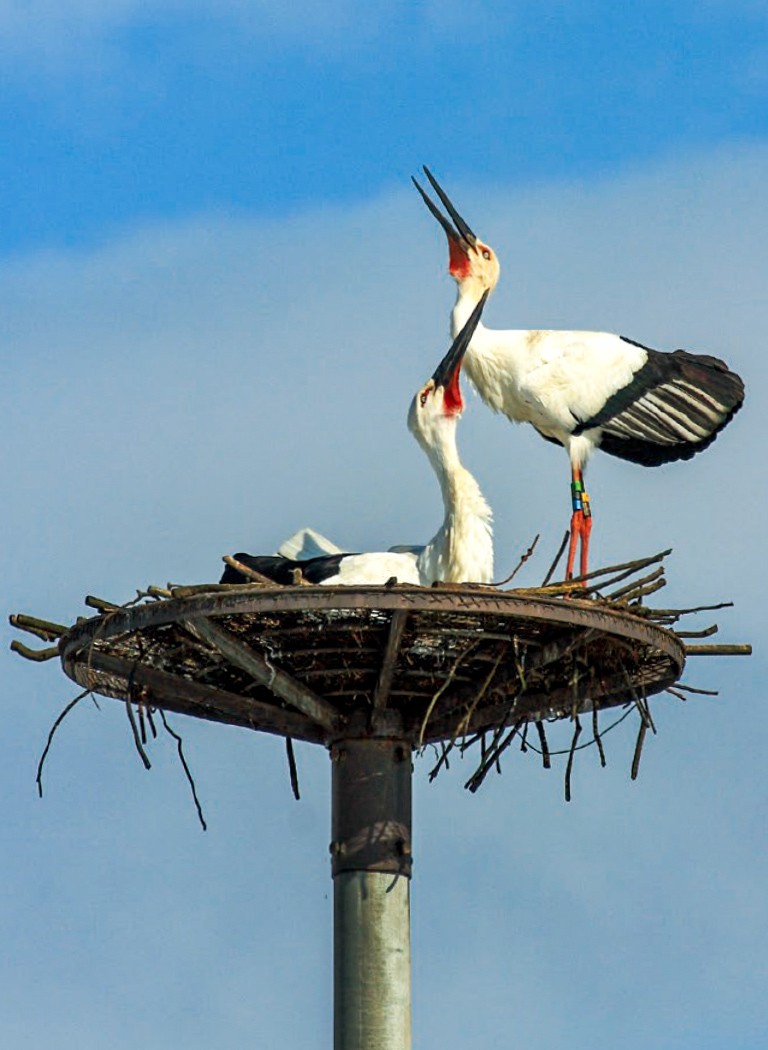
[412,165,478,250]
[431,290,489,389]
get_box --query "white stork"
[222,296,493,586]
[413,166,745,579]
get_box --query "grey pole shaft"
[330,738,412,1050]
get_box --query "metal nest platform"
[10,548,751,792]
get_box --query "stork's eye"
[419,390,429,407]
[482,249,491,260]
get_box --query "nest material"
[10,549,751,798]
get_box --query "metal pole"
[330,737,412,1050]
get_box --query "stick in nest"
[418,642,478,748]
[222,556,278,586]
[565,717,582,802]
[286,737,301,801]
[464,719,525,793]
[631,720,647,781]
[125,701,152,770]
[493,534,539,587]
[542,531,570,586]
[158,710,208,831]
[535,721,551,769]
[36,689,92,798]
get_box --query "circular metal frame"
[59,584,686,747]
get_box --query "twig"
[631,720,647,781]
[36,689,91,798]
[453,644,507,742]
[10,640,59,662]
[138,702,147,746]
[565,717,582,801]
[9,613,67,641]
[171,583,266,597]
[541,531,570,586]
[674,624,719,639]
[672,682,719,696]
[621,577,667,604]
[605,566,665,601]
[428,742,452,782]
[523,705,636,758]
[286,737,301,801]
[124,701,152,770]
[650,601,733,618]
[592,699,606,768]
[222,556,278,586]
[493,534,540,587]
[144,585,173,599]
[535,721,551,769]
[85,595,121,613]
[158,710,207,831]
[568,548,672,586]
[465,719,525,793]
[684,644,752,656]
[418,642,477,748]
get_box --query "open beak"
[412,165,478,254]
[431,290,489,394]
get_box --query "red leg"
[566,509,582,580]
[580,502,592,578]
[566,468,592,581]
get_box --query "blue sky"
[3,2,768,252]
[3,4,767,1048]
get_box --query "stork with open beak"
[413,166,745,579]
[222,295,493,587]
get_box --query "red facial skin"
[442,366,464,416]
[448,236,472,279]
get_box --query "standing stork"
[413,166,745,579]
[222,295,493,586]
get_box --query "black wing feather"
[573,341,745,466]
[220,552,356,585]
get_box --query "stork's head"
[412,166,500,296]
[408,291,489,452]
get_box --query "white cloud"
[0,0,410,65]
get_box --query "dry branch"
[222,555,280,586]
[684,644,752,656]
[541,531,570,586]
[286,737,301,801]
[565,717,582,801]
[158,709,207,830]
[631,720,647,780]
[10,640,59,662]
[36,689,91,797]
[494,534,539,587]
[9,613,67,641]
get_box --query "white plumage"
[222,297,493,587]
[414,166,745,577]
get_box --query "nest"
[10,547,750,805]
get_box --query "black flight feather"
[221,552,357,585]
[571,341,745,467]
